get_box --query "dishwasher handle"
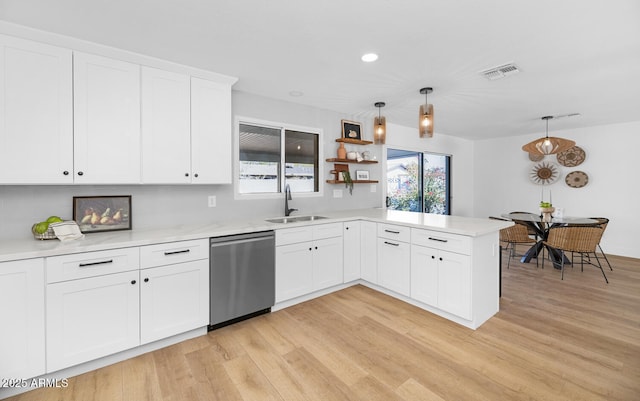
[210,231,275,247]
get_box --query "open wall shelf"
[325,158,378,164]
[335,138,373,145]
[326,180,378,184]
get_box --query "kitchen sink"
[265,215,328,224]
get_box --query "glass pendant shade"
[419,103,434,137]
[373,101,386,144]
[522,116,575,155]
[374,116,386,144]
[418,87,434,138]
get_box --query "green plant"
[341,171,354,195]
[540,201,552,208]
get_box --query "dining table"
[501,213,599,269]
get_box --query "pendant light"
[373,102,386,144]
[522,116,576,155]
[419,87,434,137]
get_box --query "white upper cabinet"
[141,67,191,183]
[0,35,73,184]
[73,52,141,184]
[191,77,232,184]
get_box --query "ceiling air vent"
[480,63,520,81]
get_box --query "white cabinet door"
[275,242,313,302]
[313,236,344,291]
[0,258,45,379]
[0,35,73,184]
[190,77,232,184]
[46,270,140,372]
[141,66,191,183]
[360,221,378,284]
[437,250,472,320]
[74,52,140,184]
[343,221,361,282]
[140,260,209,344]
[377,238,411,296]
[410,245,438,306]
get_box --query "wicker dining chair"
[493,218,538,269]
[589,217,613,271]
[509,211,539,240]
[543,225,608,283]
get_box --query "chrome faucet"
[284,184,297,216]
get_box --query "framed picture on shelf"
[341,119,362,140]
[73,195,131,233]
[355,170,369,180]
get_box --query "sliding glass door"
[386,148,450,214]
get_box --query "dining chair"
[509,211,539,240]
[589,217,613,271]
[543,226,608,283]
[491,217,538,269]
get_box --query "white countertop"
[0,208,513,263]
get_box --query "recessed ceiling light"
[361,53,379,62]
[289,90,304,97]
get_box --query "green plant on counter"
[341,171,354,195]
[540,201,552,208]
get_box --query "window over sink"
[235,117,322,198]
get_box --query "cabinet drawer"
[140,239,208,269]
[276,226,313,246]
[411,229,471,255]
[377,223,411,243]
[47,247,140,283]
[312,222,343,240]
[276,222,342,246]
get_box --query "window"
[386,149,451,214]
[237,119,321,196]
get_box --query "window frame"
[234,116,324,200]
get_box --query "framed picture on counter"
[73,195,131,233]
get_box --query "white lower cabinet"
[377,223,411,296]
[411,245,471,319]
[377,238,411,296]
[46,270,140,372]
[275,223,343,303]
[45,240,209,372]
[0,258,45,379]
[139,240,209,344]
[410,228,473,320]
[343,221,361,282]
[360,221,378,283]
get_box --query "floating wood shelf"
[325,158,378,164]
[335,138,373,145]
[326,180,379,184]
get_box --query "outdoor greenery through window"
[238,122,319,194]
[386,149,450,214]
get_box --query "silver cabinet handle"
[79,259,113,267]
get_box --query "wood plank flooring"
[7,252,640,401]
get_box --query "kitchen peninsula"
[0,208,511,400]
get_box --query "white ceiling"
[1,0,639,140]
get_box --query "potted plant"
[341,171,354,195]
[539,201,555,222]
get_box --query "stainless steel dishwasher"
[209,230,275,329]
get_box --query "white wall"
[0,92,385,241]
[474,120,640,258]
[383,123,475,217]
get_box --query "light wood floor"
[8,251,640,401]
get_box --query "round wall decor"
[565,171,589,188]
[557,145,586,167]
[530,161,560,185]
